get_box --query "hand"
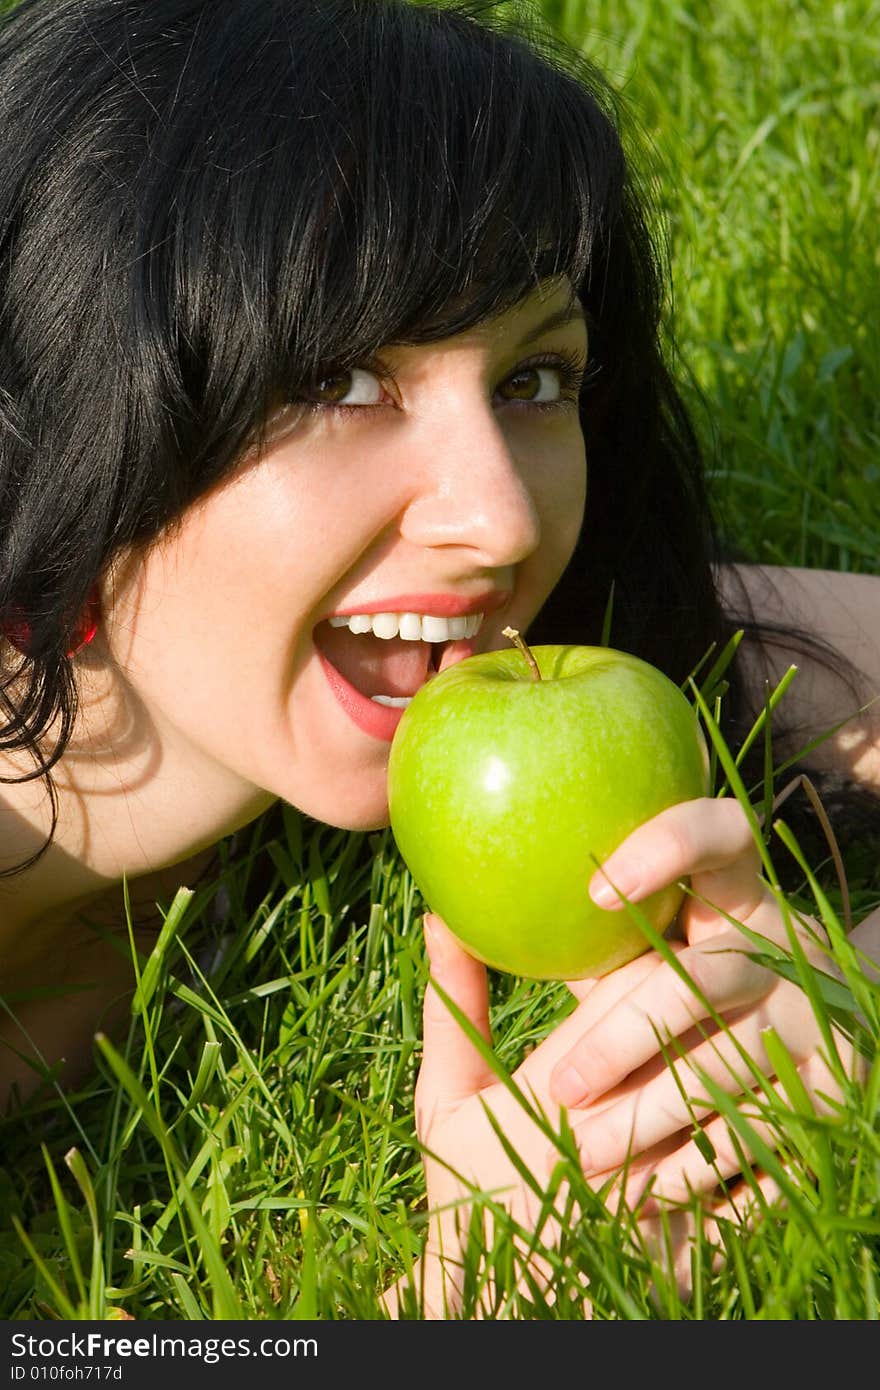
[399,886,781,1318]
[404,913,576,1318]
[546,796,866,1212]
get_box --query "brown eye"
[305,367,384,406]
[497,366,562,403]
[311,371,353,403]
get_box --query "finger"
[515,950,679,1101]
[416,915,496,1124]
[593,1002,864,1205]
[699,1168,784,1255]
[617,1092,786,1211]
[549,933,771,1107]
[638,1168,784,1298]
[589,797,766,937]
[562,1004,821,1175]
[564,946,670,1007]
[797,1035,867,1106]
[566,977,600,1004]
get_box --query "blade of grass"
[95,1033,244,1319]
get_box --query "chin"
[299,786,392,834]
[322,807,391,833]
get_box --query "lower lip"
[318,644,475,743]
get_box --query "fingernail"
[422,913,452,968]
[422,914,441,960]
[552,1064,590,1108]
[589,865,642,909]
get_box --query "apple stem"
[502,626,542,682]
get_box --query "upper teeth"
[328,612,483,641]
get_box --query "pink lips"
[325,589,511,622]
[316,589,509,743]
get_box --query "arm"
[717,562,880,791]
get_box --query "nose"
[399,399,542,568]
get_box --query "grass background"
[1,0,879,1320]
[545,0,880,572]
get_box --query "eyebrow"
[519,302,588,348]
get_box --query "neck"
[0,666,274,969]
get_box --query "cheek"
[105,525,273,707]
[107,470,305,658]
[529,419,587,559]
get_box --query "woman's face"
[105,279,588,830]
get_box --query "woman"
[0,0,875,1315]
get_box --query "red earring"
[1,585,101,659]
[66,587,101,657]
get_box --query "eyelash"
[508,348,595,413]
[297,347,599,418]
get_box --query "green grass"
[3,671,878,1320]
[2,794,878,1320]
[544,0,880,570]
[2,0,880,1321]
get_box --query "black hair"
[0,0,763,867]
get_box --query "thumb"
[417,914,496,1114]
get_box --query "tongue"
[316,624,434,698]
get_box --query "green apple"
[387,631,709,981]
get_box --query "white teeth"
[421,614,450,644]
[326,611,484,641]
[370,694,413,707]
[370,612,400,640]
[341,614,373,634]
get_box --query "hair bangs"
[263,3,625,378]
[108,2,627,466]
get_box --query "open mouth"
[314,609,485,742]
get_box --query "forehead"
[487,278,587,339]
[389,277,587,354]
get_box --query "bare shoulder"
[715,563,880,791]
